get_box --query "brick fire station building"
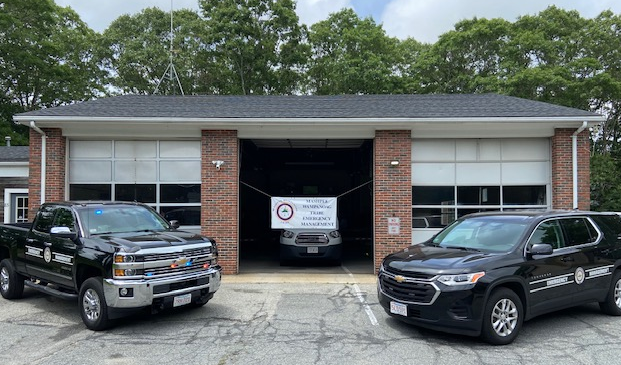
[13,94,604,274]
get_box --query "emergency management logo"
[43,247,52,263]
[275,202,295,221]
[575,267,585,285]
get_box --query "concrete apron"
[223,273,377,284]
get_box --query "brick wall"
[201,130,239,274]
[374,130,412,273]
[28,128,66,220]
[551,128,590,210]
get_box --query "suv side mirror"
[169,220,180,229]
[50,226,78,241]
[529,243,553,256]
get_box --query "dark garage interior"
[239,139,374,272]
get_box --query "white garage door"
[68,140,201,229]
[411,138,550,243]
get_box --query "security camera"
[212,160,224,170]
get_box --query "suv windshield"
[431,215,530,253]
[77,205,170,236]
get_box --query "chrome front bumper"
[102,267,221,308]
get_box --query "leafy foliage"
[307,9,400,94]
[100,7,206,95]
[198,0,309,94]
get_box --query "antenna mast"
[154,0,185,95]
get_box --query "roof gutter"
[29,121,46,205]
[572,121,588,210]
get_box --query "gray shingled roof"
[0,146,29,162]
[15,93,600,119]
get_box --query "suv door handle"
[43,242,52,247]
[560,256,574,262]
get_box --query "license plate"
[390,301,407,316]
[173,293,192,307]
[307,246,319,254]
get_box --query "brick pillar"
[374,130,412,273]
[551,128,590,210]
[28,128,66,220]
[202,130,239,274]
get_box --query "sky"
[54,0,621,44]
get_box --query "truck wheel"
[599,271,621,316]
[79,277,111,331]
[0,259,24,299]
[480,288,523,345]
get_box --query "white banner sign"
[271,197,337,229]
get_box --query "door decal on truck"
[26,245,43,259]
[25,245,73,266]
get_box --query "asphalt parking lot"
[2,268,621,365]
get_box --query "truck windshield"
[77,205,170,236]
[431,216,530,253]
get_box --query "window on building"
[68,141,201,228]
[412,139,550,229]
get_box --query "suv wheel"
[480,288,523,345]
[599,271,621,316]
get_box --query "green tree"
[0,0,104,143]
[307,9,400,95]
[100,7,206,95]
[198,0,308,95]
[412,17,512,94]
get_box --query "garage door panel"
[69,161,111,182]
[502,139,549,161]
[501,162,549,184]
[412,163,455,184]
[114,161,157,182]
[115,141,156,158]
[456,163,500,185]
[412,140,455,161]
[160,161,200,182]
[69,141,112,158]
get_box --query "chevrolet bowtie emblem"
[394,275,406,283]
[174,257,190,266]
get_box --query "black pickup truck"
[0,201,221,330]
[378,211,621,345]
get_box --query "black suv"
[378,211,621,345]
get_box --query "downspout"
[30,121,47,205]
[572,121,588,210]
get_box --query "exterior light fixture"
[212,160,224,170]
[390,160,400,167]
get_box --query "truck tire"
[599,271,621,316]
[0,259,25,299]
[79,277,111,331]
[480,288,523,345]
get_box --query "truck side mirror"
[169,220,180,229]
[50,226,78,241]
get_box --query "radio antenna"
[154,0,185,95]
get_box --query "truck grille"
[114,245,215,280]
[379,269,439,305]
[295,233,329,245]
[143,247,212,262]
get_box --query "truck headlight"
[437,272,485,286]
[282,230,294,238]
[329,230,341,238]
[114,254,136,263]
[114,268,143,277]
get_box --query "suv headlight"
[437,272,485,286]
